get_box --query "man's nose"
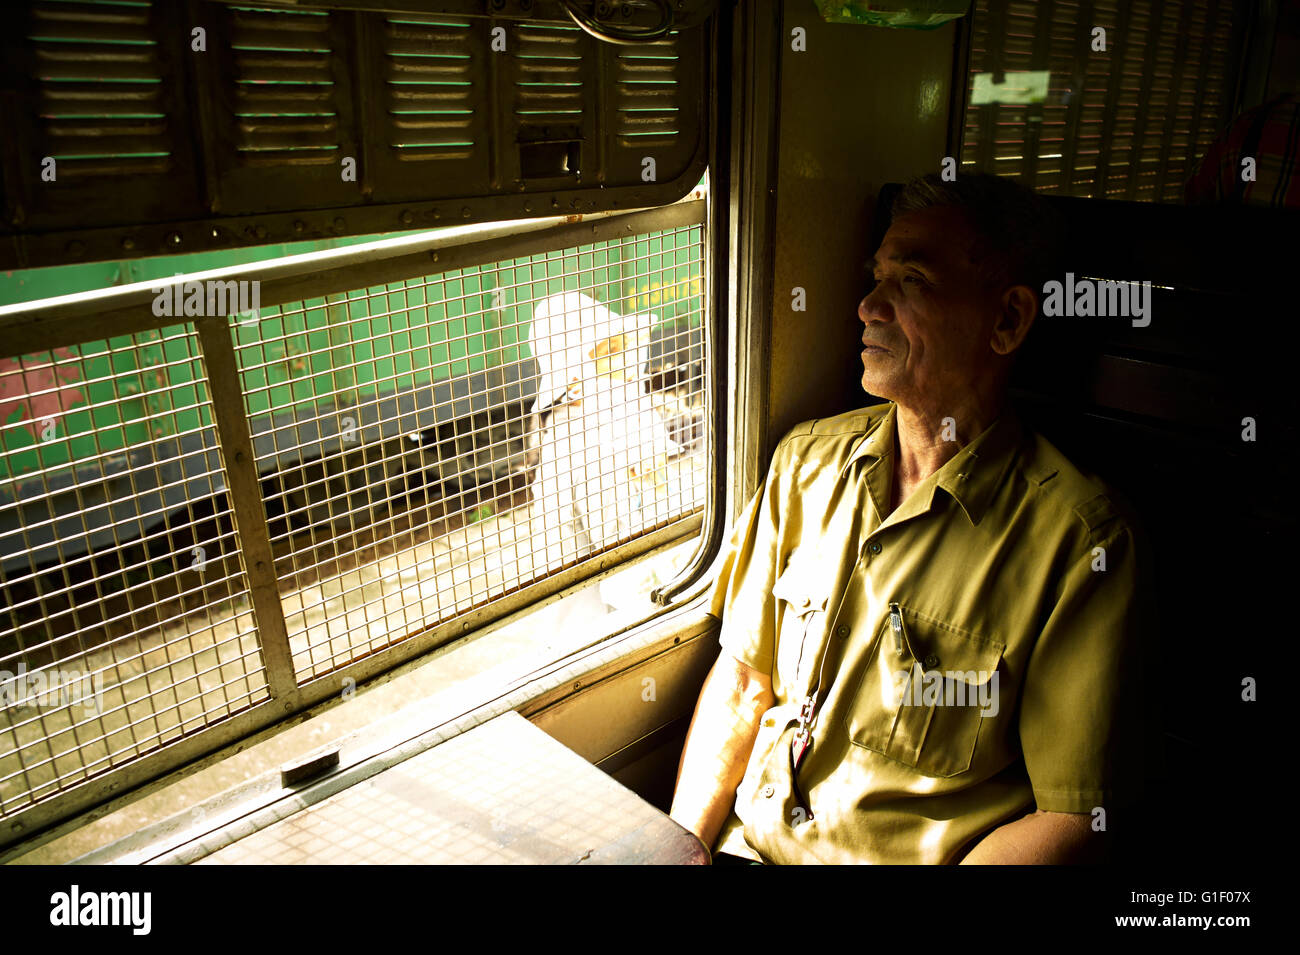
[858,284,891,324]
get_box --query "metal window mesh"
[236,225,707,681]
[0,330,265,816]
[0,215,708,825]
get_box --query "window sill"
[5,536,714,865]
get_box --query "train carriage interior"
[0,0,1291,870]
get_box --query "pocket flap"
[772,558,829,615]
[901,607,1003,684]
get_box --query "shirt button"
[760,784,775,799]
[924,653,940,669]
[836,624,850,638]
[868,541,882,555]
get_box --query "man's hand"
[669,652,774,853]
[959,809,1106,864]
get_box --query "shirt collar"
[838,403,898,478]
[934,404,1024,525]
[839,400,1024,526]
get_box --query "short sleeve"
[708,450,787,676]
[1018,518,1146,813]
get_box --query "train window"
[960,0,1245,200]
[0,183,713,841]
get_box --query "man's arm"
[669,652,775,852]
[959,810,1105,864]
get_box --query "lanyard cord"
[786,465,880,819]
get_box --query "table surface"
[198,710,710,865]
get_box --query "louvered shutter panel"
[381,16,479,165]
[207,4,360,215]
[10,0,201,232]
[961,0,1244,201]
[0,0,712,269]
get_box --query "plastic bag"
[812,0,969,30]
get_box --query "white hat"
[528,291,657,416]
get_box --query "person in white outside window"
[527,291,683,569]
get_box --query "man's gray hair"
[891,172,1062,293]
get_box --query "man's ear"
[990,283,1038,356]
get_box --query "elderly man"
[669,172,1144,864]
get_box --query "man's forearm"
[959,809,1103,864]
[669,655,773,851]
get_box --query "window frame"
[0,191,723,852]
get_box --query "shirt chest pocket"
[845,604,1005,778]
[771,561,830,690]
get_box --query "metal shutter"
[0,0,713,269]
[959,0,1246,201]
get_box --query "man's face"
[858,205,1005,412]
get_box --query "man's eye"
[903,273,925,285]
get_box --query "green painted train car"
[0,220,704,586]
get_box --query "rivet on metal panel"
[294,220,305,233]
[66,240,85,255]
[400,210,414,225]
[431,251,439,262]
[461,207,471,218]
[524,201,532,212]
[256,561,267,573]
[121,238,135,251]
[433,209,441,219]
[166,232,182,246]
[235,450,245,463]
[255,226,267,239]
[332,217,346,232]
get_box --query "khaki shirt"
[710,401,1144,864]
